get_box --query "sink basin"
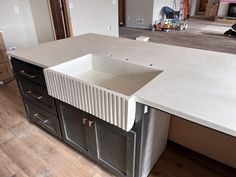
[44,54,162,131]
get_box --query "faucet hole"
[149,64,153,67]
[125,58,129,61]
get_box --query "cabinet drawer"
[24,100,62,139]
[11,58,46,86]
[17,77,57,115]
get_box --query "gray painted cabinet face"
[17,76,57,115]
[95,121,136,177]
[56,100,136,177]
[24,99,62,139]
[57,102,89,154]
[11,58,62,139]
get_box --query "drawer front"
[17,77,57,115]
[11,58,46,86]
[24,100,62,139]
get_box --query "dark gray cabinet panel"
[56,101,89,155]
[24,99,62,139]
[95,120,136,177]
[11,58,62,140]
[56,100,136,177]
[11,58,46,87]
[17,76,57,115]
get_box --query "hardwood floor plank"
[0,82,26,129]
[166,142,236,177]
[149,166,176,177]
[0,125,14,144]
[0,148,28,177]
[0,137,60,177]
[119,18,236,55]
[154,145,231,177]
[10,121,114,177]
[0,81,25,114]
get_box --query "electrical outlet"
[14,6,19,14]
[136,19,144,25]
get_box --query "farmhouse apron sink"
[44,53,162,131]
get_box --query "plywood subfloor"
[0,80,235,177]
[120,18,236,55]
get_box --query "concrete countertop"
[7,33,236,137]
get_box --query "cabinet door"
[56,101,89,155]
[94,120,136,177]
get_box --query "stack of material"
[0,31,14,85]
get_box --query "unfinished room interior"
[0,0,236,176]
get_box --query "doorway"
[198,0,208,14]
[48,0,73,40]
[119,0,126,26]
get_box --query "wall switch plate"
[69,2,73,9]
[107,26,112,31]
[9,47,16,51]
[14,6,19,14]
[112,0,117,5]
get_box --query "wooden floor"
[0,81,235,177]
[120,17,236,55]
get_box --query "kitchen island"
[7,33,236,177]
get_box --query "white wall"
[153,0,181,24]
[29,0,55,43]
[69,0,118,37]
[0,0,38,49]
[189,0,199,16]
[126,0,154,28]
[218,2,229,16]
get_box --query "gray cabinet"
[24,99,62,138]
[56,100,136,177]
[95,120,136,177]
[56,101,171,177]
[11,58,62,139]
[17,76,57,115]
[56,102,90,156]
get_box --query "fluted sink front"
[44,54,162,131]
